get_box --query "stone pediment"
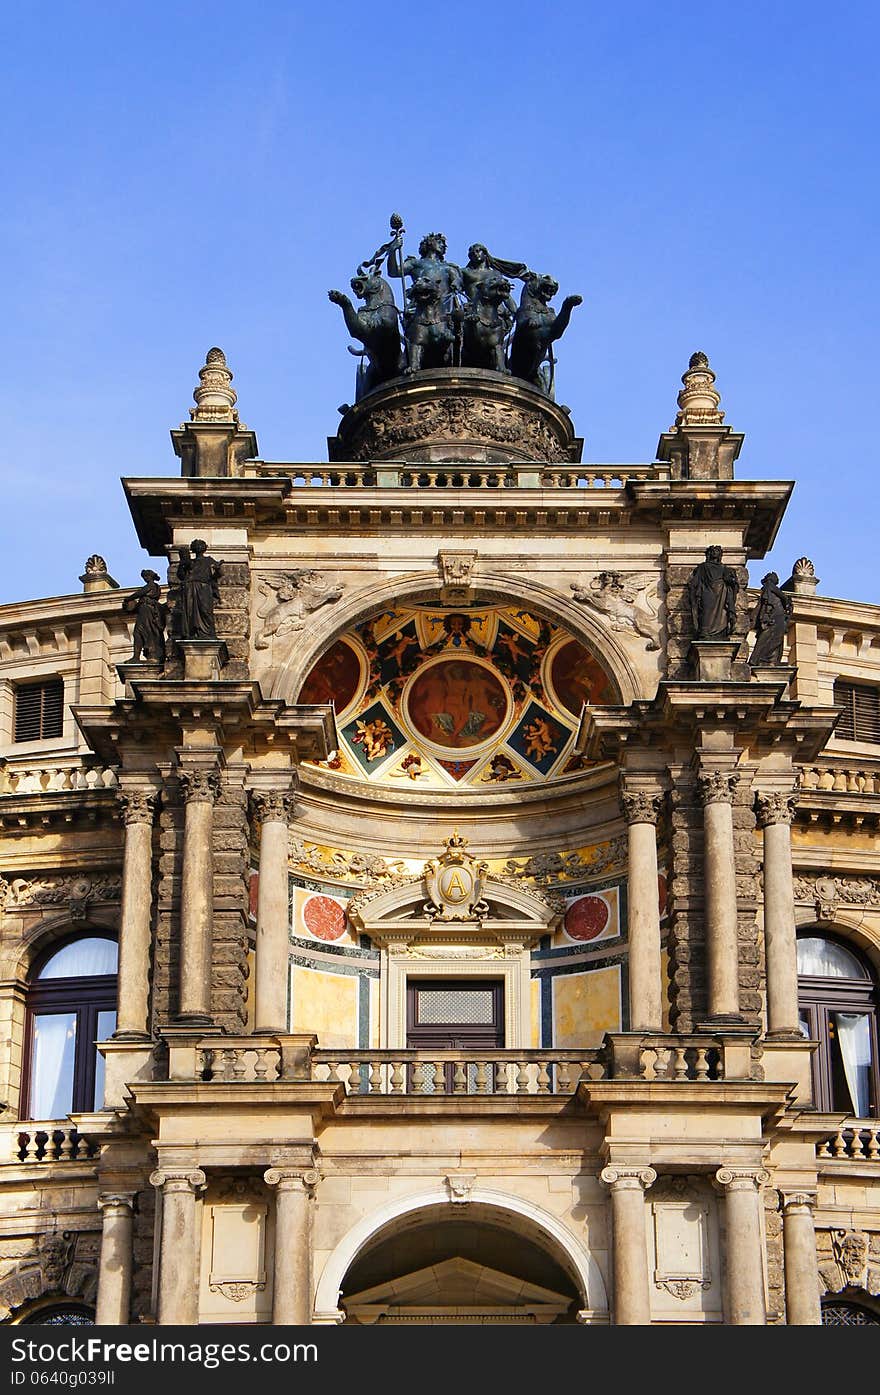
[347,833,562,949]
[343,1255,571,1325]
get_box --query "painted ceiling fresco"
[298,605,616,789]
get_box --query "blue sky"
[1,2,877,605]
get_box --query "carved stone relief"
[571,571,662,650]
[253,570,344,650]
[818,1229,880,1297]
[0,874,121,913]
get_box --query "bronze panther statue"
[508,273,582,392]
[328,272,403,399]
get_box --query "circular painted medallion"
[547,639,614,719]
[298,639,363,717]
[404,657,511,752]
[303,894,347,941]
[563,894,611,941]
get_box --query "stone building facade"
[1,344,879,1327]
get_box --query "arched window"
[21,1304,95,1326]
[23,935,118,1120]
[798,933,879,1118]
[822,1299,880,1326]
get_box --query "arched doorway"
[315,1190,607,1325]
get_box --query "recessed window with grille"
[833,680,880,744]
[14,679,63,743]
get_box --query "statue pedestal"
[117,660,164,695]
[177,639,229,682]
[689,641,740,682]
[749,664,796,689]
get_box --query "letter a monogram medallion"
[424,832,489,921]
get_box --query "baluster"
[832,1129,848,1159]
[673,1047,689,1080]
[231,1050,247,1081]
[817,1137,832,1159]
[516,1061,530,1094]
[452,1061,467,1095]
[23,1132,40,1163]
[390,1061,404,1095]
[75,1136,91,1160]
[654,1048,671,1079]
[432,1062,445,1094]
[325,1059,340,1083]
[369,1061,383,1095]
[694,1048,710,1082]
[474,1061,489,1095]
[866,1127,880,1161]
[412,1061,427,1095]
[253,1049,269,1081]
[556,1060,572,1094]
[536,1062,551,1095]
[42,1131,59,1162]
[348,1061,362,1095]
[59,1131,75,1161]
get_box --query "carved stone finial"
[191,347,238,423]
[788,556,819,597]
[673,351,725,428]
[80,554,119,593]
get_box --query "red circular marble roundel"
[303,894,347,941]
[564,894,610,941]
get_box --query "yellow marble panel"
[531,977,541,1048]
[553,965,621,1047]
[291,966,358,1048]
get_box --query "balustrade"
[0,761,117,796]
[13,1125,97,1163]
[817,1121,880,1163]
[254,462,665,490]
[798,765,880,795]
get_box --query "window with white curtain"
[797,933,878,1118]
[24,935,118,1120]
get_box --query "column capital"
[714,1166,770,1193]
[116,788,158,825]
[177,768,221,805]
[263,1166,320,1195]
[600,1165,657,1192]
[97,1193,136,1214]
[251,787,297,823]
[697,770,739,806]
[755,790,798,827]
[780,1191,817,1214]
[619,787,664,825]
[149,1168,206,1193]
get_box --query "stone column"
[698,772,740,1019]
[95,1193,135,1325]
[264,1167,320,1324]
[251,785,296,1033]
[600,1166,657,1324]
[715,1167,768,1324]
[781,1192,822,1325]
[620,788,664,1032]
[114,789,157,1039]
[177,767,220,1024]
[150,1168,206,1325]
[755,791,800,1037]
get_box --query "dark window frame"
[798,932,879,1119]
[406,979,504,1092]
[22,933,118,1121]
[13,678,64,744]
